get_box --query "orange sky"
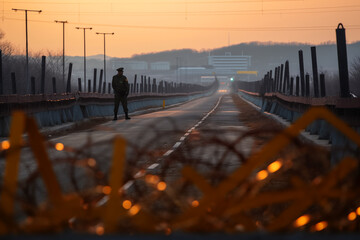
[1,0,360,58]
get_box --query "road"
[1,92,255,205]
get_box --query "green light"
[230,78,234,81]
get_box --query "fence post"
[41,56,46,94]
[140,75,143,93]
[93,68,97,93]
[320,73,326,97]
[78,78,82,92]
[133,74,137,93]
[66,63,73,93]
[31,76,35,94]
[290,77,294,95]
[279,64,284,93]
[88,79,91,92]
[11,72,16,94]
[311,46,320,97]
[283,61,289,94]
[98,69,103,93]
[148,77,151,92]
[103,82,106,94]
[274,67,278,92]
[299,50,305,96]
[52,77,57,94]
[108,82,111,94]
[144,75,147,93]
[0,49,3,95]
[336,23,350,97]
[305,73,310,97]
[278,66,282,92]
[296,76,300,96]
[153,78,156,93]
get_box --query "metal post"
[54,20,68,88]
[290,77,294,95]
[40,55,46,94]
[268,70,272,92]
[93,68,97,93]
[133,74,137,93]
[108,82,111,94]
[305,73,310,97]
[96,32,114,84]
[12,8,42,94]
[98,69,103,93]
[52,77,57,94]
[88,79,91,92]
[274,67,278,92]
[143,76,147,93]
[296,76,300,96]
[275,67,280,92]
[78,78,82,92]
[66,62,73,93]
[103,82,106,94]
[336,23,350,98]
[311,46,319,97]
[320,73,326,97]
[283,61,289,94]
[299,50,305,97]
[31,76,35,94]
[279,64,284,93]
[76,27,92,92]
[153,78,156,93]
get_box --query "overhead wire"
[3,17,360,32]
[3,0,306,5]
[3,4,360,16]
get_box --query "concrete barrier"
[0,91,213,137]
[238,91,360,163]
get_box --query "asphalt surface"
[1,92,253,199]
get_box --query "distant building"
[208,52,251,73]
[111,60,148,70]
[150,61,170,70]
[176,67,216,84]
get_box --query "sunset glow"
[1,0,359,58]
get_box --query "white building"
[208,52,251,72]
[150,61,170,70]
[111,60,148,70]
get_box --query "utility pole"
[96,32,114,84]
[12,8,42,94]
[76,27,92,91]
[55,20,68,90]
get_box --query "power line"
[4,5,360,16]
[4,0,305,5]
[4,17,360,32]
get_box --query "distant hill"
[124,41,360,77]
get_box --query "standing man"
[112,67,131,120]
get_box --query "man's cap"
[116,67,124,71]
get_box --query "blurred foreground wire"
[0,106,359,235]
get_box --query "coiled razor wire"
[0,112,360,234]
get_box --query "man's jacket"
[112,75,129,96]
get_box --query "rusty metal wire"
[0,112,360,235]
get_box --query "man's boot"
[113,112,118,121]
[125,112,131,120]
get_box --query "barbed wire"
[1,114,359,234]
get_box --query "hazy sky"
[1,0,360,58]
